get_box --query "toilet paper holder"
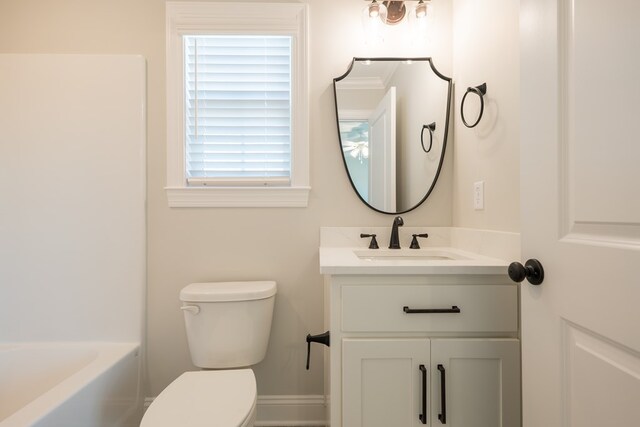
[305,331,330,370]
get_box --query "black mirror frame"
[333,57,453,215]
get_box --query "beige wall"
[0,0,524,400]
[389,63,451,210]
[0,0,457,397]
[451,0,521,232]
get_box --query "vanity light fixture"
[363,0,431,26]
[384,1,407,24]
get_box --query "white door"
[520,1,640,426]
[342,338,429,427]
[368,86,396,211]
[430,339,520,426]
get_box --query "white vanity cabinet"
[327,275,521,427]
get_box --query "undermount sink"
[353,248,470,261]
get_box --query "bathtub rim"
[0,341,141,427]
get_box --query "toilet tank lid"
[180,281,277,302]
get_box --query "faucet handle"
[360,233,379,249]
[409,233,429,249]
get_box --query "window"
[184,35,292,185]
[339,119,370,200]
[166,2,309,207]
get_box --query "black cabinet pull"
[437,364,447,424]
[419,365,427,424]
[403,306,461,314]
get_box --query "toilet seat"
[141,369,257,427]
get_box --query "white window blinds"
[184,35,292,185]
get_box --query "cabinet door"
[430,339,520,427]
[343,338,430,427]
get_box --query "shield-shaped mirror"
[333,57,452,214]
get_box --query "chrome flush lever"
[180,305,200,315]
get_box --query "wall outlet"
[474,181,484,210]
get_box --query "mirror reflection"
[333,58,452,213]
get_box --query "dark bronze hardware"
[437,364,447,424]
[421,122,436,153]
[360,233,379,249]
[461,83,487,128]
[403,306,461,314]
[508,258,544,285]
[305,331,330,370]
[410,233,429,249]
[389,216,404,249]
[419,364,427,424]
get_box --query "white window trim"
[165,2,309,208]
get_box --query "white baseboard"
[255,395,327,426]
[144,395,327,426]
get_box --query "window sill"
[165,186,311,208]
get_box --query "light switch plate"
[474,181,484,210]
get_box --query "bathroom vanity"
[319,227,521,427]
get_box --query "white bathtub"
[0,342,142,427]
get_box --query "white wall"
[451,0,520,232]
[0,54,146,342]
[0,0,455,399]
[388,63,451,210]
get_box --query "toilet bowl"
[141,281,276,427]
[141,370,257,427]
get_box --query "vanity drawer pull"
[403,306,461,314]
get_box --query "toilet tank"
[180,281,277,369]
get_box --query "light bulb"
[415,0,427,18]
[408,0,430,43]
[363,0,387,22]
[361,0,388,44]
[369,0,380,18]
[369,1,380,18]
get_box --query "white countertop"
[319,227,517,275]
[320,246,509,275]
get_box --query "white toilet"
[141,281,277,427]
